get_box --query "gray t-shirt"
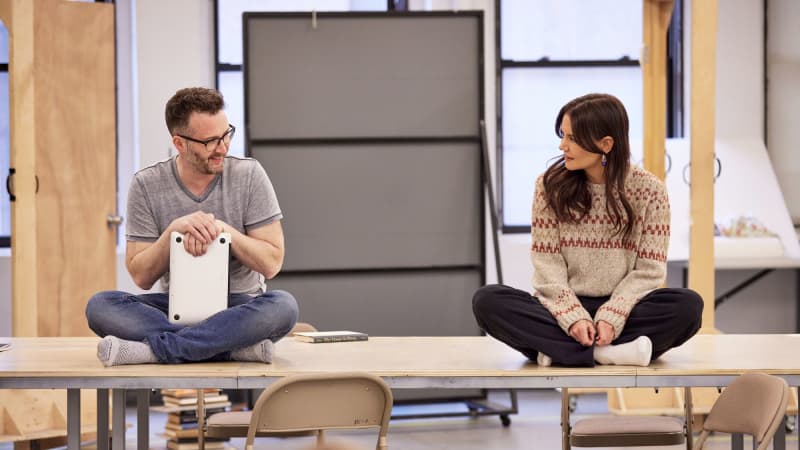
[126,155,282,294]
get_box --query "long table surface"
[2,334,800,450]
[1,334,800,389]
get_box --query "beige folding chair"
[199,323,326,448]
[206,372,392,450]
[694,372,789,450]
[561,387,692,449]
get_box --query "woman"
[473,93,702,367]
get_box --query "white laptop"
[168,231,231,325]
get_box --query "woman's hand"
[594,320,615,346]
[568,319,596,346]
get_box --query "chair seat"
[206,411,318,438]
[571,416,685,447]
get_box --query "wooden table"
[1,335,799,450]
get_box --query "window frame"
[496,0,684,233]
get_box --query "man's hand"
[594,320,615,346]
[170,212,222,256]
[568,319,596,346]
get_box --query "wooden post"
[642,0,674,179]
[689,0,718,333]
[0,0,37,337]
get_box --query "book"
[168,411,227,424]
[161,388,220,398]
[166,439,226,450]
[293,330,368,343]
[164,427,200,439]
[151,402,231,414]
[165,422,199,432]
[163,393,229,406]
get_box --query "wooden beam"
[689,0,718,332]
[0,0,38,337]
[642,0,674,180]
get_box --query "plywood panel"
[33,1,116,337]
[2,0,116,337]
[0,390,101,443]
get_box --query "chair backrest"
[694,372,789,450]
[245,372,393,450]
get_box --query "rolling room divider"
[242,11,516,423]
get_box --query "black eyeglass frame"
[176,124,236,151]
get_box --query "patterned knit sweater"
[531,165,670,339]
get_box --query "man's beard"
[187,150,224,174]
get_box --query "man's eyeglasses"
[177,124,236,151]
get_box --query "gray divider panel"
[267,271,482,337]
[245,14,480,139]
[252,142,482,271]
[244,12,485,403]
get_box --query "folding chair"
[694,372,789,450]
[561,387,692,449]
[205,372,392,450]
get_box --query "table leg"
[112,389,126,450]
[773,417,786,450]
[137,390,149,450]
[731,432,743,450]
[97,389,110,450]
[67,389,81,450]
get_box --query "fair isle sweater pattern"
[530,166,670,338]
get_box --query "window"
[214,0,387,157]
[498,0,683,231]
[1,21,9,248]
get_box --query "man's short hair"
[165,87,225,135]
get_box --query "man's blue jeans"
[85,290,298,363]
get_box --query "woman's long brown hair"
[542,93,636,240]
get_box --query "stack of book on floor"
[155,388,232,450]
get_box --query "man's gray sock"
[231,339,274,364]
[97,336,159,367]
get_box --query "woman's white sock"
[594,336,653,367]
[536,352,552,367]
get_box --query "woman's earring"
[601,154,608,167]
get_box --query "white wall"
[115,0,217,295]
[767,0,800,223]
[135,0,215,169]
[713,0,764,140]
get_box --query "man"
[86,87,298,366]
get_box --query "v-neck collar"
[171,156,222,203]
